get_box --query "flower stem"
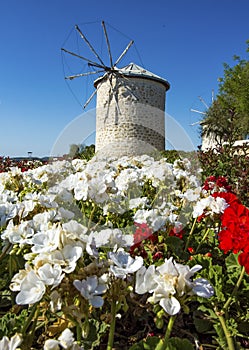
[195,227,210,253]
[215,310,235,350]
[214,265,246,350]
[22,303,38,335]
[155,315,177,350]
[107,299,118,350]
[164,315,176,343]
[223,265,245,311]
[0,242,12,261]
[184,217,197,252]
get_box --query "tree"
[68,143,95,160]
[68,144,80,158]
[78,144,95,161]
[202,40,249,145]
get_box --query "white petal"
[127,256,144,273]
[159,296,181,315]
[90,295,104,308]
[16,271,46,305]
[58,328,74,348]
[0,337,10,349]
[43,339,60,350]
[192,278,214,298]
[73,280,83,292]
[9,333,22,350]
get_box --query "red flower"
[203,176,231,192]
[212,192,240,208]
[169,224,185,239]
[133,222,154,244]
[153,251,163,261]
[238,252,249,274]
[218,201,249,255]
[188,247,194,254]
[130,222,155,258]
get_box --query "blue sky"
[1,0,248,157]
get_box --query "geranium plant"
[0,155,249,349]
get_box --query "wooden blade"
[75,25,105,66]
[115,71,139,100]
[114,40,134,67]
[102,21,113,68]
[106,73,121,115]
[61,47,104,69]
[83,89,98,109]
[65,70,105,80]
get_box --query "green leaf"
[225,253,240,272]
[129,336,161,349]
[193,311,213,333]
[166,337,194,350]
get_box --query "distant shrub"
[198,144,249,206]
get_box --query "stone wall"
[95,75,167,158]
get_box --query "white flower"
[210,196,229,215]
[43,328,84,350]
[62,220,88,240]
[0,202,19,227]
[135,265,158,294]
[88,177,109,203]
[43,339,60,350]
[15,270,46,305]
[73,275,107,307]
[1,220,34,245]
[193,195,228,218]
[133,209,166,232]
[58,328,74,348]
[128,197,148,210]
[135,257,214,316]
[173,262,199,293]
[88,229,112,248]
[32,211,57,230]
[108,248,143,279]
[55,207,75,220]
[38,263,64,288]
[88,228,133,250]
[0,334,22,350]
[50,245,82,273]
[31,226,61,253]
[148,258,181,315]
[49,290,62,312]
[181,187,202,202]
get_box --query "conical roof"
[118,63,170,90]
[94,62,170,90]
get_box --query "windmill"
[61,21,170,158]
[189,90,218,150]
[190,90,215,126]
[61,21,134,111]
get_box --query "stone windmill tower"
[62,22,170,158]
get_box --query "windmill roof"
[119,63,170,89]
[94,62,170,90]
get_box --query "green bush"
[198,144,249,206]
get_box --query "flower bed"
[0,155,249,349]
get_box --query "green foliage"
[81,319,109,350]
[198,145,249,206]
[129,336,161,349]
[68,144,95,161]
[160,150,199,165]
[1,152,249,349]
[129,336,194,350]
[202,40,249,144]
[78,144,95,161]
[0,309,29,339]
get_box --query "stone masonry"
[94,63,170,158]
